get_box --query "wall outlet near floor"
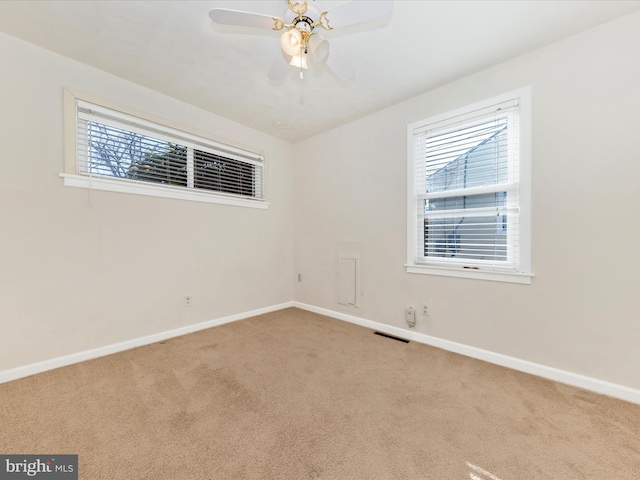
[422,303,429,316]
[297,273,302,282]
[184,295,192,307]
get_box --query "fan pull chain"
[299,44,304,79]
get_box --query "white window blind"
[75,100,264,201]
[407,89,532,282]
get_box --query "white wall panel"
[0,32,295,370]
[294,11,640,390]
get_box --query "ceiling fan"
[209,0,394,81]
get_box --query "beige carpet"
[1,308,639,479]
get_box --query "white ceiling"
[1,1,639,143]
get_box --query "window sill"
[60,174,269,209]
[405,264,533,284]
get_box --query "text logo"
[0,456,77,479]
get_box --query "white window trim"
[62,89,269,209]
[406,87,533,284]
[59,173,269,209]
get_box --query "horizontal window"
[62,92,266,208]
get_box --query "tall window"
[62,94,266,209]
[407,89,532,283]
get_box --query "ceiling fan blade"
[324,0,394,29]
[209,8,282,29]
[325,48,355,81]
[268,50,292,81]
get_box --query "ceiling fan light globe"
[281,29,302,56]
[309,34,329,61]
[289,53,308,69]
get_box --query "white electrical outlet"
[184,295,192,307]
[422,303,429,316]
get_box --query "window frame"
[406,88,533,284]
[61,89,268,209]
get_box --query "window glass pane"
[424,215,507,260]
[426,118,508,193]
[194,149,255,197]
[87,121,187,187]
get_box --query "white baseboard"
[4,300,639,406]
[0,302,294,384]
[294,302,640,405]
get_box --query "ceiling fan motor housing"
[292,16,314,52]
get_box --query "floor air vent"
[374,332,409,343]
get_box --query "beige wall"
[294,11,640,389]
[0,32,295,370]
[2,11,640,391]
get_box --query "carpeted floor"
[1,308,639,479]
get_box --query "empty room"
[1,1,639,478]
